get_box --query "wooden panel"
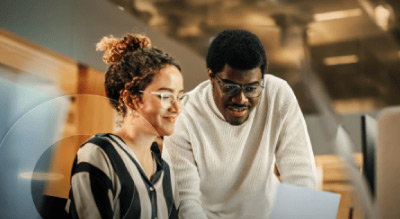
[77,65,107,96]
[315,154,363,183]
[45,67,115,198]
[75,95,115,135]
[76,65,114,135]
[315,153,364,219]
[0,29,116,203]
[0,29,78,94]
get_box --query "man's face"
[209,64,263,125]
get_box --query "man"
[164,29,318,218]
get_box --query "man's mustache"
[226,104,250,109]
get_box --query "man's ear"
[208,69,214,81]
[208,69,216,89]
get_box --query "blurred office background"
[1,0,399,218]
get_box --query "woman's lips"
[163,116,177,123]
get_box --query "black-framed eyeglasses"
[140,91,188,109]
[213,74,264,98]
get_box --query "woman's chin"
[157,127,174,137]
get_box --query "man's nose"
[231,89,248,104]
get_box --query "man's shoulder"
[262,74,292,98]
[264,74,288,87]
[175,80,212,126]
[187,80,210,96]
[182,80,210,108]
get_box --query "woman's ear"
[132,96,143,110]
[122,90,142,111]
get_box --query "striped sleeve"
[68,143,117,219]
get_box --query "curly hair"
[96,33,181,117]
[206,29,267,77]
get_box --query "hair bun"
[96,33,152,65]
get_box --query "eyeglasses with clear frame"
[140,91,188,109]
[213,74,264,98]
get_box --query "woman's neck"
[115,128,155,153]
[114,121,157,179]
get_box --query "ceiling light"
[314,9,363,22]
[117,5,125,11]
[323,55,359,66]
[374,4,392,31]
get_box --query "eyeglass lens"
[224,86,260,97]
[160,93,187,109]
[214,74,262,98]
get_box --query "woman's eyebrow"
[157,88,174,92]
[158,88,185,93]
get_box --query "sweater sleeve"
[274,82,318,189]
[163,116,208,219]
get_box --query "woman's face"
[136,64,184,136]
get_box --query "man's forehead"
[218,76,261,86]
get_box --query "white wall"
[0,0,207,91]
[305,111,379,155]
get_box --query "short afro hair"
[206,29,267,76]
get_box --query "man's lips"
[226,105,250,111]
[226,105,250,116]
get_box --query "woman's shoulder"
[75,134,117,171]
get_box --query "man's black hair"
[206,29,267,76]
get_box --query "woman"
[66,33,185,219]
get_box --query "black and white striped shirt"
[66,133,178,219]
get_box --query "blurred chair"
[376,107,400,218]
[361,114,377,197]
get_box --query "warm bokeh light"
[19,172,64,181]
[323,55,359,66]
[314,9,363,22]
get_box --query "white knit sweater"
[164,74,318,219]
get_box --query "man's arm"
[164,117,208,219]
[274,82,318,189]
